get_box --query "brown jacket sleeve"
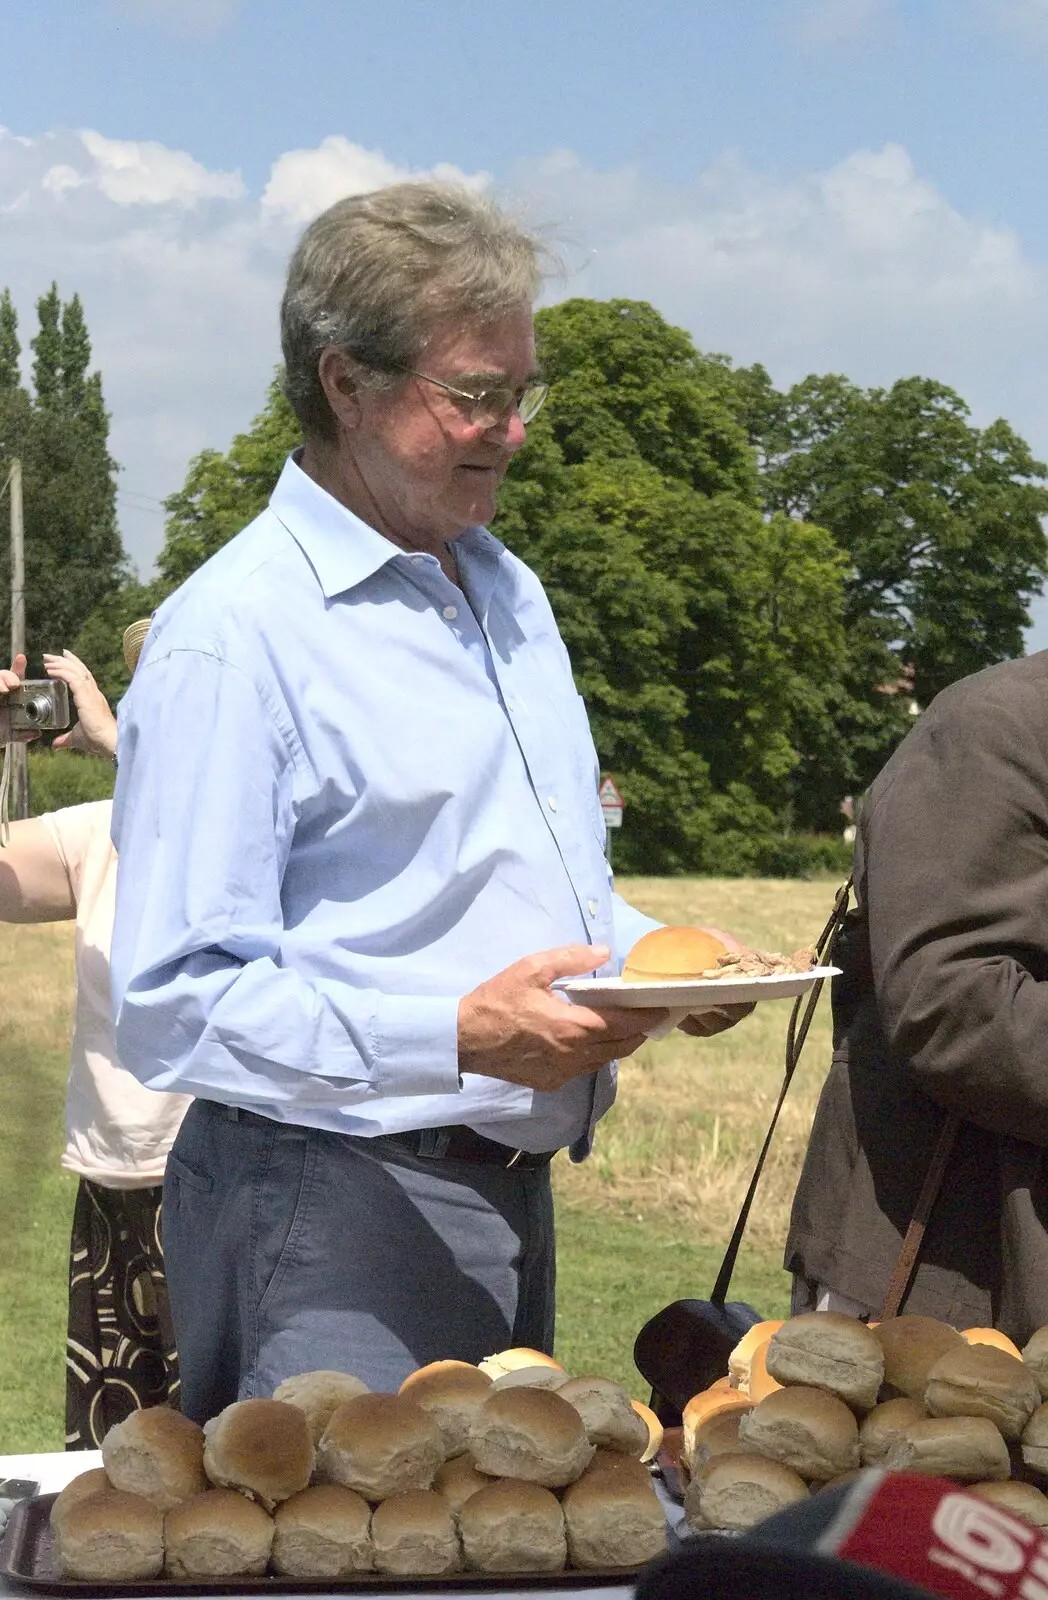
[863,656,1048,1146]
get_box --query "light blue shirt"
[110,455,658,1156]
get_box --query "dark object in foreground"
[634,1299,762,1425]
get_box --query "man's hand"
[43,651,117,758]
[0,654,27,698]
[459,944,667,1092]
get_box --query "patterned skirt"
[65,1178,180,1449]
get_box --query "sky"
[4,0,1048,646]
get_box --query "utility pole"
[8,458,28,820]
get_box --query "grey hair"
[281,180,552,442]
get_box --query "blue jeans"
[162,1100,557,1422]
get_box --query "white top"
[42,801,190,1189]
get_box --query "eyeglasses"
[395,366,550,429]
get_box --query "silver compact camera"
[0,680,71,743]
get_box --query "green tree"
[60,294,92,410]
[0,291,19,392]
[30,283,61,410]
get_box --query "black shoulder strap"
[711,876,854,1306]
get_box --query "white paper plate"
[556,967,841,1038]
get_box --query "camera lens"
[21,696,52,725]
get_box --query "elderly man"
[111,181,745,1421]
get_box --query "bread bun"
[100,1405,207,1510]
[859,1397,929,1466]
[52,1489,164,1581]
[578,1450,655,1489]
[738,1385,860,1480]
[271,1484,373,1577]
[477,1348,564,1381]
[631,1400,664,1464]
[688,1407,751,1473]
[490,1366,569,1392]
[764,1313,884,1411]
[748,1338,785,1403]
[459,1481,566,1574]
[883,1415,1011,1481]
[969,1480,1048,1529]
[397,1362,493,1455]
[468,1387,593,1487]
[683,1452,808,1533]
[556,1376,649,1455]
[318,1393,444,1501]
[1023,1327,1048,1400]
[370,1490,461,1576]
[562,1467,667,1570]
[621,926,727,982]
[50,1469,113,1535]
[728,1321,784,1393]
[165,1488,274,1577]
[963,1329,1024,1360]
[875,1316,966,1399]
[1021,1401,1048,1476]
[431,1453,493,1513]
[272,1370,370,1444]
[203,1398,314,1510]
[925,1343,1041,1441]
[681,1388,752,1471]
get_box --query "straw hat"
[122,618,153,675]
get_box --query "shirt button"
[587,899,599,917]
[548,796,558,812]
[443,605,458,620]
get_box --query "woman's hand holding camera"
[42,652,117,758]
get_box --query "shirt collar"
[269,451,505,601]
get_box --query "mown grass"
[0,877,841,1448]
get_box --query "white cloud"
[78,130,244,206]
[261,136,487,226]
[790,0,892,44]
[105,0,237,35]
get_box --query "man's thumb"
[538,944,610,984]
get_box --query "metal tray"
[0,1494,659,1596]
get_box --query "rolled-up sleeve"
[865,675,1048,1146]
[110,648,461,1112]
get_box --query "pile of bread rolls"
[50,1348,669,1582]
[679,1313,1048,1537]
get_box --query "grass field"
[0,877,841,1450]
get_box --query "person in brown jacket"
[786,650,1048,1342]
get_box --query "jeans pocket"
[165,1150,215,1196]
[252,1127,316,1317]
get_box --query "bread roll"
[50,1469,113,1535]
[100,1404,207,1510]
[631,1400,664,1464]
[370,1489,461,1576]
[764,1313,884,1411]
[431,1453,493,1513]
[397,1362,493,1455]
[748,1338,785,1403]
[272,1370,370,1444]
[859,1397,929,1467]
[738,1385,860,1480]
[883,1415,1011,1481]
[683,1452,808,1533]
[562,1466,667,1570]
[578,1450,655,1489]
[477,1348,564,1381]
[728,1321,784,1393]
[490,1366,569,1392]
[459,1480,566,1573]
[925,1343,1041,1441]
[52,1489,164,1581]
[468,1387,593,1487]
[875,1316,966,1399]
[1021,1401,1048,1475]
[272,1484,373,1577]
[689,1407,751,1473]
[962,1328,1024,1360]
[969,1480,1048,1529]
[681,1388,752,1471]
[318,1392,444,1501]
[621,926,727,982]
[556,1376,650,1455]
[203,1398,314,1510]
[1023,1326,1048,1400]
[165,1488,274,1577]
